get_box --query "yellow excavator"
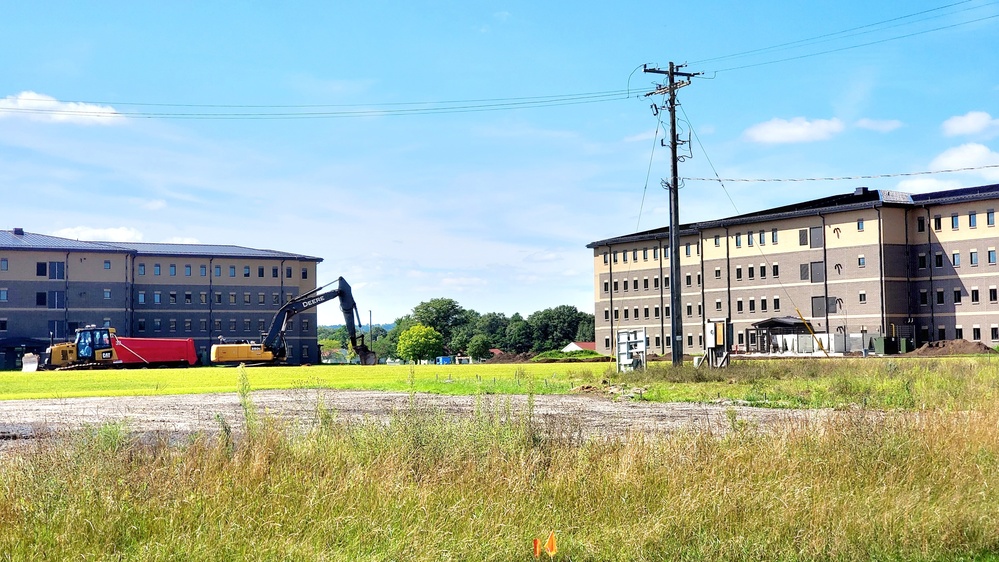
[210,276,377,365]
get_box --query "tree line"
[318,298,594,362]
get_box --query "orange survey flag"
[533,538,541,558]
[545,531,557,558]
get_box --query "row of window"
[729,228,780,248]
[918,209,996,232]
[919,287,999,306]
[136,317,308,333]
[138,291,293,306]
[916,249,997,269]
[0,260,113,277]
[137,263,308,280]
[602,242,700,265]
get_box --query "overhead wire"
[682,164,999,182]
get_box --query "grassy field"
[4,358,999,559]
[3,356,999,411]
[1,372,998,560]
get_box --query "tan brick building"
[587,185,999,356]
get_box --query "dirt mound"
[906,339,998,357]
[485,351,536,364]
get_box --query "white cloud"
[623,129,658,143]
[930,143,999,180]
[140,199,167,211]
[164,236,200,244]
[441,276,488,288]
[894,178,963,193]
[855,118,903,133]
[942,111,999,137]
[50,226,143,242]
[0,91,121,125]
[743,117,844,144]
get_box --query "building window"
[971,288,980,303]
[936,289,944,305]
[0,258,6,271]
[715,299,722,311]
[938,327,946,341]
[137,319,145,332]
[919,290,928,306]
[633,250,638,262]
[286,267,293,278]
[772,264,779,277]
[643,278,649,290]
[773,296,780,311]
[604,309,609,320]
[103,289,111,300]
[103,260,111,270]
[859,291,867,304]
[685,243,691,257]
[152,264,160,276]
[799,229,808,246]
[0,289,6,302]
[993,327,999,341]
[200,292,208,304]
[273,293,280,305]
[138,291,145,304]
[988,209,995,227]
[971,251,979,266]
[154,292,162,304]
[736,300,743,313]
[954,289,962,304]
[244,293,251,304]
[215,292,223,304]
[643,306,649,319]
[185,319,192,332]
[735,233,742,247]
[642,248,648,260]
[185,292,192,304]
[952,251,960,267]
[244,319,252,331]
[614,309,619,320]
[951,214,959,230]
[36,262,46,277]
[759,265,766,279]
[714,235,720,247]
[169,264,177,276]
[229,319,237,331]
[748,299,755,313]
[772,228,778,244]
[258,266,265,277]
[759,230,765,246]
[857,218,864,231]
[858,255,866,267]
[973,327,981,341]
[748,267,754,280]
[760,298,767,312]
[604,337,611,349]
[184,264,192,276]
[633,279,639,290]
[229,293,237,304]
[244,266,251,277]
[169,292,177,304]
[736,267,742,280]
[714,267,721,279]
[917,254,927,269]
[748,233,753,247]
[989,249,997,265]
[933,215,942,231]
[154,319,162,331]
[229,266,236,277]
[215,265,222,277]
[654,306,661,318]
[201,265,208,276]
[613,280,619,292]
[917,216,926,232]
[685,274,692,287]
[623,280,628,292]
[935,253,944,268]
[970,211,977,228]
[955,327,964,340]
[214,319,222,331]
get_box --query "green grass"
[2,391,999,560]
[4,357,999,412]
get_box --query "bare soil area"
[0,390,829,453]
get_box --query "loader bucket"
[21,353,39,372]
[356,345,378,366]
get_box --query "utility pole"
[643,62,699,367]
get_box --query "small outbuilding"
[561,341,596,353]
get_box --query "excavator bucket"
[356,345,378,366]
[21,353,39,372]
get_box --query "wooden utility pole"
[643,62,699,366]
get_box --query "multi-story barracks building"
[587,185,999,357]
[0,228,322,369]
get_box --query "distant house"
[562,342,596,353]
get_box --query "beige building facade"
[588,185,999,356]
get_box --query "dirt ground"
[0,389,829,454]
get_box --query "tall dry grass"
[2,386,998,560]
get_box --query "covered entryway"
[0,337,49,371]
[750,316,823,355]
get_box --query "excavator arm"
[211,276,377,365]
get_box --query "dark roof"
[0,230,120,252]
[0,230,321,261]
[587,184,999,249]
[752,316,815,333]
[103,241,321,261]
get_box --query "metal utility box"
[616,329,647,372]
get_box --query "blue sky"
[2,2,998,325]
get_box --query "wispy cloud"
[743,117,844,144]
[942,111,999,138]
[930,143,999,181]
[894,177,964,193]
[0,91,121,125]
[50,226,143,242]
[855,118,903,133]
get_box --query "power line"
[0,89,634,120]
[682,164,999,182]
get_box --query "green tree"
[528,305,587,352]
[396,324,444,363]
[475,312,509,350]
[575,313,595,342]
[374,315,416,359]
[505,317,534,354]
[466,334,493,360]
[412,298,467,353]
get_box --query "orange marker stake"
[533,538,541,559]
[545,531,557,559]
